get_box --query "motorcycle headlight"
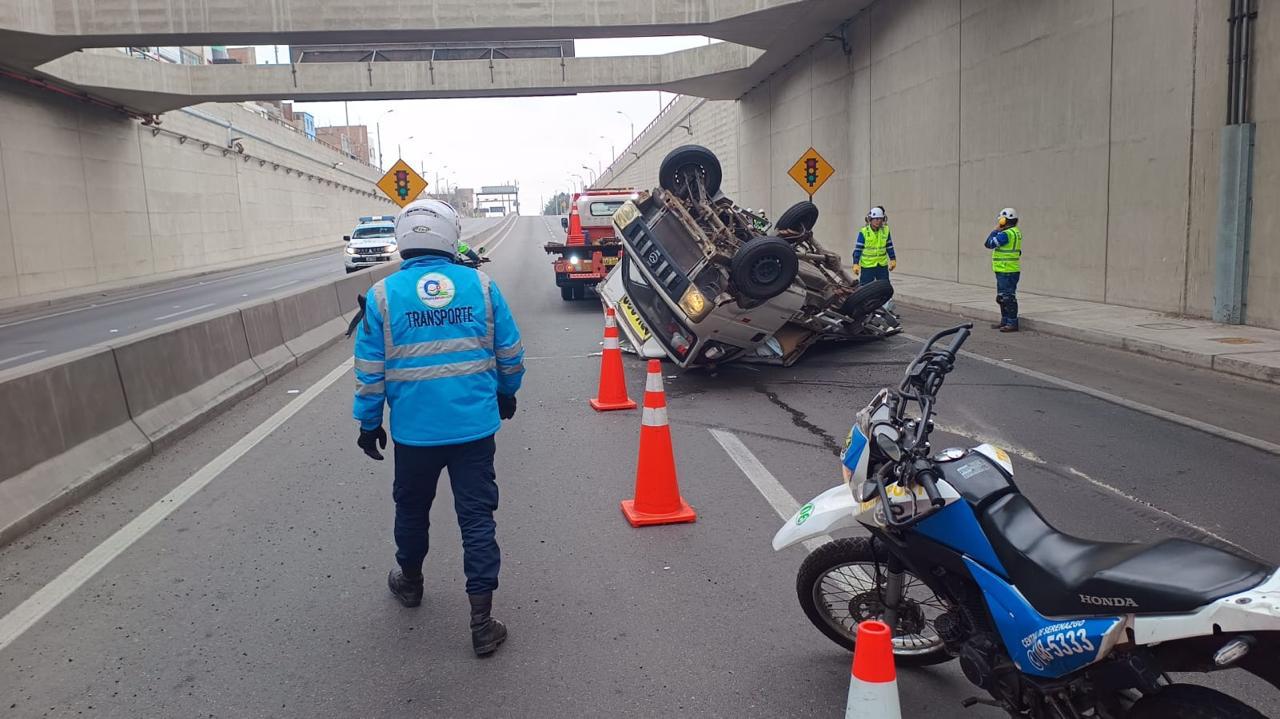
[678,285,712,322]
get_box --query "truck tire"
[840,281,894,321]
[561,285,575,301]
[730,236,798,300]
[776,201,820,233]
[659,145,722,199]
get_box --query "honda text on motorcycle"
[773,324,1279,718]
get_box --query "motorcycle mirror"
[876,433,903,462]
[477,246,487,255]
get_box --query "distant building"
[226,47,257,65]
[317,125,372,164]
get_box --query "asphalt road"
[2,216,1278,718]
[0,218,501,371]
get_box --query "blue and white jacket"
[353,256,525,446]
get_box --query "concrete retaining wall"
[597,0,1280,330]
[0,215,517,546]
[0,76,392,308]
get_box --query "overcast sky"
[250,38,715,213]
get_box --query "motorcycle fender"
[772,484,859,551]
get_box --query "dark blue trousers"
[995,272,1020,328]
[393,436,500,595]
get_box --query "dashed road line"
[709,428,832,552]
[153,303,216,321]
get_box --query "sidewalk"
[891,274,1280,385]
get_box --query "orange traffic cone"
[566,200,586,246]
[845,621,902,719]
[620,360,697,527]
[590,308,637,412]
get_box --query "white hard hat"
[867,207,886,220]
[999,207,1018,222]
[395,199,461,255]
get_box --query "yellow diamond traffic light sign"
[376,160,428,207]
[787,147,835,197]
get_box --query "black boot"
[468,592,508,657]
[387,569,423,608]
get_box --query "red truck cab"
[544,189,636,300]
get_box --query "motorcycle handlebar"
[944,324,972,357]
[916,467,946,508]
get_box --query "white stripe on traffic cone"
[846,620,901,718]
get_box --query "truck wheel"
[730,236,798,300]
[776,201,819,233]
[560,286,575,301]
[659,145,722,200]
[840,281,894,321]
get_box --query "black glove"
[497,394,517,420]
[357,425,388,460]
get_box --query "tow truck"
[543,189,636,300]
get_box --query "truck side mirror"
[561,217,569,229]
[343,235,351,242]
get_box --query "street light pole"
[616,110,634,144]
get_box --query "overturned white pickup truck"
[598,145,899,369]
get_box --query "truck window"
[589,201,625,217]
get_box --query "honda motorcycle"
[773,324,1279,718]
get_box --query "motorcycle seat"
[979,493,1270,617]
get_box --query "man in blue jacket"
[352,199,525,656]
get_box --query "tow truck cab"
[544,189,636,301]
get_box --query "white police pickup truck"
[343,216,399,273]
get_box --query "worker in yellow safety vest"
[852,206,897,315]
[984,207,1023,332]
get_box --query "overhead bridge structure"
[0,0,869,113]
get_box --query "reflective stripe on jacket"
[353,255,525,446]
[857,224,892,268]
[991,227,1023,273]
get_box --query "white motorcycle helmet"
[395,199,461,256]
[997,207,1018,227]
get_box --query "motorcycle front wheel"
[796,537,952,666]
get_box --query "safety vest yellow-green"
[992,227,1022,274]
[859,224,890,268]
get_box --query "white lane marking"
[152,303,216,321]
[266,280,299,291]
[0,254,334,329]
[709,429,832,552]
[476,217,521,256]
[901,333,1280,458]
[0,349,46,366]
[0,358,354,652]
[933,420,1251,554]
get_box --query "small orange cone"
[566,201,586,246]
[590,308,637,412]
[621,360,697,527]
[845,621,902,719]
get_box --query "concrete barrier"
[112,310,265,450]
[0,216,518,547]
[0,348,152,545]
[334,271,373,320]
[239,297,297,383]
[275,282,348,365]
